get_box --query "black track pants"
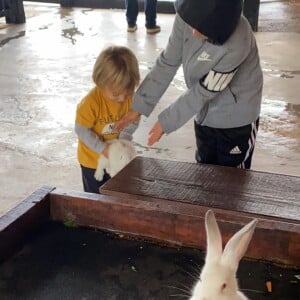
[194,119,259,169]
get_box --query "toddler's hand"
[148,121,164,146]
[115,109,140,131]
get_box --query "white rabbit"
[94,139,136,181]
[190,210,257,300]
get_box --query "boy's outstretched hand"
[115,109,141,131]
[148,121,164,146]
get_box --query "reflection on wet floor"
[260,99,300,150]
[261,100,300,135]
[263,68,300,79]
[0,3,299,216]
[259,0,300,32]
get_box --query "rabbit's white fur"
[94,139,136,181]
[190,210,257,300]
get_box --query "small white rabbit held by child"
[190,210,257,300]
[94,139,136,181]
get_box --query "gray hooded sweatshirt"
[131,14,263,134]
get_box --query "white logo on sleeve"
[230,146,242,154]
[197,51,211,61]
[202,69,237,92]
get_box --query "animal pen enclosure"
[0,157,299,299]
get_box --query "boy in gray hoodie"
[116,0,263,169]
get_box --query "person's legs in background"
[125,0,138,32]
[144,0,160,34]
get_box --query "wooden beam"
[243,0,260,31]
[0,186,54,262]
[101,157,300,222]
[49,187,300,267]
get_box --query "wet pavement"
[0,2,300,215]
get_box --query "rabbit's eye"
[221,283,227,292]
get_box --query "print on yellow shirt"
[76,87,132,169]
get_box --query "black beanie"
[176,0,243,45]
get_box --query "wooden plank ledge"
[96,157,300,267]
[101,157,300,222]
[0,186,53,262]
[50,184,300,267]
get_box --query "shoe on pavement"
[146,25,161,34]
[127,24,137,32]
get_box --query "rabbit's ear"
[222,218,257,270]
[205,210,223,261]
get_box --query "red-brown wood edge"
[0,186,54,262]
[50,188,300,267]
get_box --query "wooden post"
[243,0,260,31]
[5,0,26,23]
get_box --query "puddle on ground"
[260,98,300,143]
[60,15,84,45]
[0,31,25,47]
[262,67,300,79]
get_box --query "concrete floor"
[0,1,299,216]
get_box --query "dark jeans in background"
[125,0,157,28]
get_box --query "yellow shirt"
[76,86,132,169]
